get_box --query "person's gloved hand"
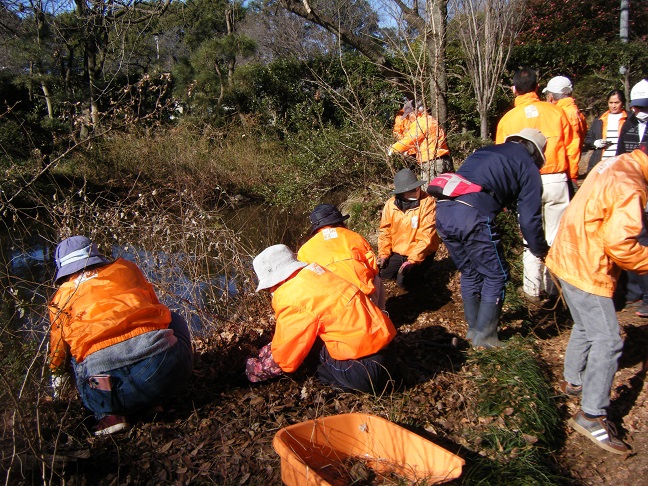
[377,256,387,269]
[398,261,413,275]
[593,139,608,149]
[388,148,394,156]
[245,343,283,383]
[51,374,70,400]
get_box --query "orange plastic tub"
[273,413,465,485]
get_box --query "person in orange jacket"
[297,204,386,310]
[546,149,648,455]
[392,100,417,159]
[495,67,580,301]
[390,104,453,181]
[543,76,588,153]
[245,244,397,393]
[48,236,193,436]
[378,168,439,289]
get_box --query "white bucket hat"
[505,128,547,166]
[253,244,307,291]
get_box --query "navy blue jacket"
[454,142,549,258]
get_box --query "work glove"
[245,343,283,383]
[593,139,608,149]
[398,261,414,275]
[377,256,388,269]
[51,374,70,400]
[387,148,394,156]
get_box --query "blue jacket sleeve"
[516,167,549,258]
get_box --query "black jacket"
[617,112,648,156]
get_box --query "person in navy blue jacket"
[430,128,549,348]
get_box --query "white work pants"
[523,173,570,298]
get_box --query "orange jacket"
[556,97,588,148]
[546,150,648,297]
[378,193,439,264]
[297,226,378,295]
[270,263,396,372]
[48,259,171,370]
[495,92,580,179]
[392,113,416,155]
[391,113,450,163]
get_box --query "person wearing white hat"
[543,76,588,157]
[245,244,396,392]
[496,67,580,302]
[617,79,648,156]
[48,236,193,436]
[431,129,549,348]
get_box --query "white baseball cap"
[542,76,573,95]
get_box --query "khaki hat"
[390,168,424,194]
[504,128,547,165]
[542,76,572,94]
[253,244,307,291]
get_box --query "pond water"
[0,202,313,334]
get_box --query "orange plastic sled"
[273,413,465,485]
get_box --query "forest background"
[1,1,648,484]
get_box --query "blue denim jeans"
[436,200,508,304]
[75,312,193,419]
[560,279,623,416]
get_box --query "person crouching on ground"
[378,168,439,289]
[545,149,648,455]
[297,203,386,310]
[245,244,397,393]
[48,236,193,436]
[431,128,549,348]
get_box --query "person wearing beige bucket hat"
[377,168,440,289]
[431,129,548,348]
[246,244,397,392]
[48,236,193,436]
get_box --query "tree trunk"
[427,0,448,128]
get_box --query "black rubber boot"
[462,296,480,343]
[472,301,503,348]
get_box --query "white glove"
[51,374,70,399]
[388,148,394,156]
[593,139,608,149]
